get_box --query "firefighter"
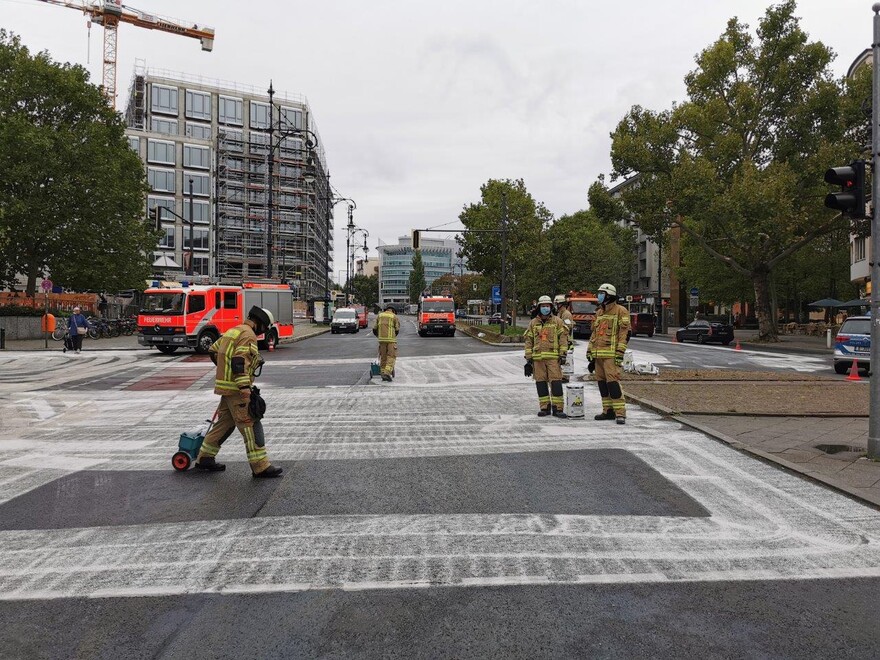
[373,304,400,381]
[587,283,630,424]
[524,295,569,418]
[554,294,574,383]
[194,306,283,478]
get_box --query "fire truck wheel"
[156,345,179,355]
[196,330,218,354]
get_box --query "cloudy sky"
[1,0,871,279]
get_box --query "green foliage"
[590,2,871,339]
[350,273,379,309]
[0,31,156,296]
[408,251,426,303]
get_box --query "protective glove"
[559,354,566,365]
[588,360,596,374]
[372,327,378,337]
[524,359,533,378]
[614,351,625,367]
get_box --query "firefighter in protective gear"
[587,283,630,424]
[373,305,400,381]
[524,295,570,418]
[554,294,574,383]
[194,306,283,478]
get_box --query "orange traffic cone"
[735,339,742,351]
[846,358,861,381]
[671,334,677,343]
[268,339,275,352]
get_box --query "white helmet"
[537,295,553,305]
[553,294,566,305]
[598,283,617,297]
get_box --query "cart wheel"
[172,451,192,472]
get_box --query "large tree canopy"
[589,2,870,339]
[0,31,155,296]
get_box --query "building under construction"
[123,65,333,298]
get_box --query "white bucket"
[562,348,574,377]
[564,383,585,419]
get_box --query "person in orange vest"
[524,295,569,418]
[587,283,630,424]
[373,305,400,381]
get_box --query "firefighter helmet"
[247,306,274,334]
[598,283,617,297]
[537,295,553,305]
[553,294,566,305]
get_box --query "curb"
[625,391,880,510]
[456,325,523,348]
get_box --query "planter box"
[0,316,45,340]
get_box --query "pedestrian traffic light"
[151,206,161,231]
[824,160,867,219]
[411,230,421,250]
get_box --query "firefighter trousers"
[197,395,271,473]
[378,342,397,376]
[594,358,625,418]
[533,359,564,411]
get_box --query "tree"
[350,273,379,309]
[408,251,426,303]
[589,2,870,340]
[0,31,156,296]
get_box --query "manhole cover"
[814,444,865,455]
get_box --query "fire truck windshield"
[570,301,597,314]
[423,301,453,312]
[141,293,185,315]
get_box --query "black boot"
[594,409,616,421]
[552,407,568,419]
[537,408,551,417]
[194,457,226,472]
[253,465,283,478]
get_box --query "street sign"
[40,279,53,292]
[625,295,633,302]
[689,296,699,308]
[690,287,699,297]
[491,285,501,304]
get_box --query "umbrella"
[152,255,181,269]
[807,298,844,309]
[838,299,869,309]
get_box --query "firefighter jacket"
[557,307,574,347]
[524,314,569,361]
[374,310,400,343]
[588,302,630,359]
[209,320,262,396]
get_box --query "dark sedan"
[487,313,512,326]
[675,319,734,345]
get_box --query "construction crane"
[35,0,215,106]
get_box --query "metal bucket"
[564,383,584,419]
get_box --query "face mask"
[597,293,606,304]
[539,306,551,316]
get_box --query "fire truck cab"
[138,281,295,355]
[567,291,600,339]
[417,295,455,337]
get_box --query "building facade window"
[193,256,210,275]
[219,128,243,152]
[147,139,175,165]
[127,135,139,152]
[151,84,178,115]
[185,122,212,140]
[250,101,270,129]
[279,106,302,130]
[854,237,867,263]
[219,96,243,125]
[150,117,178,136]
[185,90,212,120]
[158,227,176,249]
[183,144,211,169]
[147,196,176,220]
[184,200,210,224]
[184,173,210,197]
[148,168,176,193]
[184,228,210,250]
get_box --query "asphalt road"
[2,323,880,658]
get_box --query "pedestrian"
[587,283,630,424]
[373,304,400,381]
[67,306,89,353]
[524,295,569,418]
[194,306,283,478]
[554,294,574,383]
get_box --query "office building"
[377,236,459,308]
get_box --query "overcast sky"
[1,0,872,280]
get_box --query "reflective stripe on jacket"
[210,322,260,396]
[524,315,568,361]
[588,302,630,358]
[374,310,399,343]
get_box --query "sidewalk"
[1,322,330,351]
[623,373,880,507]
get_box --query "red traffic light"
[824,161,866,218]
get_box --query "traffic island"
[604,368,879,507]
[456,322,524,345]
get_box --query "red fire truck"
[138,281,295,354]
[417,295,455,337]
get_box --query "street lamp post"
[156,204,193,278]
[188,177,194,277]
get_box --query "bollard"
[0,327,4,350]
[826,328,832,349]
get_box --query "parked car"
[833,315,870,374]
[455,309,468,318]
[356,306,368,328]
[675,319,734,345]
[331,308,359,334]
[488,313,512,326]
[629,313,656,338]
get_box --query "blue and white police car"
[833,315,871,374]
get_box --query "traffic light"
[411,229,421,250]
[824,160,867,219]
[151,206,162,231]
